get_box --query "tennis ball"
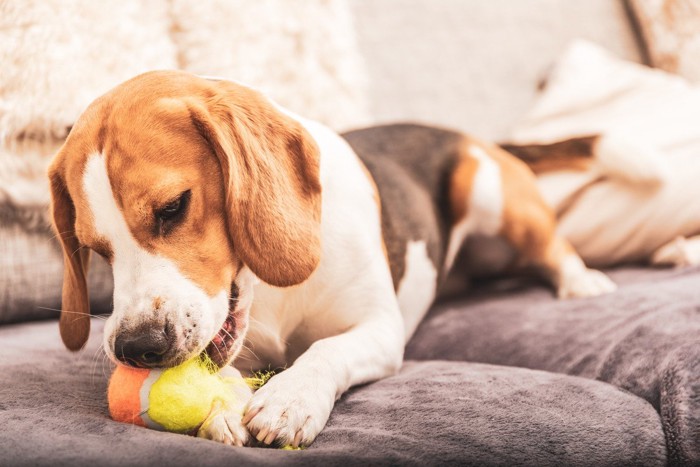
[108,356,248,433]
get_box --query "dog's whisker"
[247,315,290,347]
[47,229,76,241]
[221,327,234,341]
[38,307,109,321]
[69,244,89,260]
[212,339,226,363]
[224,327,257,358]
[91,344,108,385]
[240,342,261,362]
[219,326,261,362]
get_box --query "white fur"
[237,114,405,447]
[82,154,229,363]
[444,145,504,271]
[397,241,438,340]
[651,235,700,267]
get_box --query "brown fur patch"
[102,109,238,297]
[186,77,322,287]
[91,237,114,263]
[48,161,92,350]
[449,139,480,223]
[500,135,599,174]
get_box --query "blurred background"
[0,0,694,323]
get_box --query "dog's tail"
[500,134,669,186]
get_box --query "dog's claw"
[255,426,270,443]
[292,430,303,448]
[242,406,261,425]
[264,429,278,445]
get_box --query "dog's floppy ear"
[48,158,91,350]
[188,82,322,287]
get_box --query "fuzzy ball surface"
[108,357,235,433]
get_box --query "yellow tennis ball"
[108,356,242,433]
[148,357,234,432]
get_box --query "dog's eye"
[155,190,191,233]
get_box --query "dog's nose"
[114,326,171,368]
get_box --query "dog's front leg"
[243,312,404,448]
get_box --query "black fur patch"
[342,123,465,290]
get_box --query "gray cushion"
[409,266,700,465]
[0,319,665,466]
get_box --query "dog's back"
[344,123,616,317]
[343,123,462,289]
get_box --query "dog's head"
[48,71,322,368]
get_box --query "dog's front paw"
[197,401,249,447]
[243,370,335,448]
[557,268,617,299]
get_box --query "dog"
[48,70,617,447]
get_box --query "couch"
[2,1,697,466]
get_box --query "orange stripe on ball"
[108,366,151,427]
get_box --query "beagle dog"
[48,70,615,447]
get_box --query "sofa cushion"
[0,318,665,466]
[409,266,700,465]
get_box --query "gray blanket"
[409,266,700,465]
[3,267,697,466]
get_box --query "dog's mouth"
[203,283,247,368]
[204,309,238,367]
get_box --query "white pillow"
[511,41,700,265]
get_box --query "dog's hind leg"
[651,235,700,267]
[447,137,616,299]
